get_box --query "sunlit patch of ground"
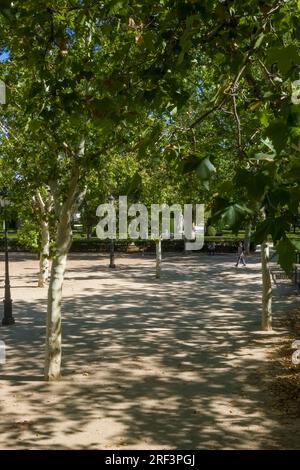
[0,252,299,449]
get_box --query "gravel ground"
[0,251,299,449]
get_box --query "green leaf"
[254,138,275,161]
[182,156,216,183]
[253,217,291,245]
[196,157,216,180]
[254,152,275,162]
[236,169,270,201]
[260,112,270,128]
[254,33,265,50]
[266,119,289,154]
[252,219,273,245]
[212,203,252,228]
[276,238,299,273]
[109,1,124,14]
[268,189,290,208]
[266,45,300,76]
[248,100,263,112]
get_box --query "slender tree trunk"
[44,202,73,380]
[156,238,162,279]
[261,240,272,331]
[44,143,85,381]
[244,221,252,255]
[38,220,50,287]
[34,189,53,288]
[86,226,92,239]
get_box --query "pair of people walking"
[208,241,216,255]
[235,241,246,267]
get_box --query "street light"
[108,195,116,269]
[0,187,15,326]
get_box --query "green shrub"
[207,225,217,236]
[16,221,39,251]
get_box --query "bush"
[207,225,217,236]
[16,221,39,252]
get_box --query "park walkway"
[0,252,299,449]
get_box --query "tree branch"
[258,59,276,86]
[189,95,227,129]
[35,189,46,212]
[232,93,242,148]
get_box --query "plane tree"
[1,0,299,376]
[0,0,206,379]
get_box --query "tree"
[261,240,272,331]
[1,0,299,376]
[0,127,56,287]
[0,0,203,379]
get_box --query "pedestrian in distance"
[235,241,246,267]
[208,242,216,255]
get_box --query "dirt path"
[0,252,299,449]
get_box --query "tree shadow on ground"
[0,254,299,449]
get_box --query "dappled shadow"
[0,253,299,449]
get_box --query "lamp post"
[108,195,116,269]
[0,188,15,326]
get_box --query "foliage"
[207,225,217,237]
[16,220,39,251]
[1,0,300,270]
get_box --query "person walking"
[208,241,216,255]
[235,241,246,267]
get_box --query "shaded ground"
[0,252,299,449]
[265,307,300,418]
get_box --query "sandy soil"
[0,251,299,450]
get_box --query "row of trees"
[1,0,300,379]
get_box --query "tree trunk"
[44,203,73,380]
[261,240,272,331]
[244,221,252,255]
[34,189,53,288]
[44,144,85,381]
[38,220,50,287]
[156,238,162,279]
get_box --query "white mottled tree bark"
[45,141,85,381]
[261,240,272,331]
[44,201,73,380]
[34,189,53,288]
[156,238,162,279]
[38,220,50,287]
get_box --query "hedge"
[0,237,254,253]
